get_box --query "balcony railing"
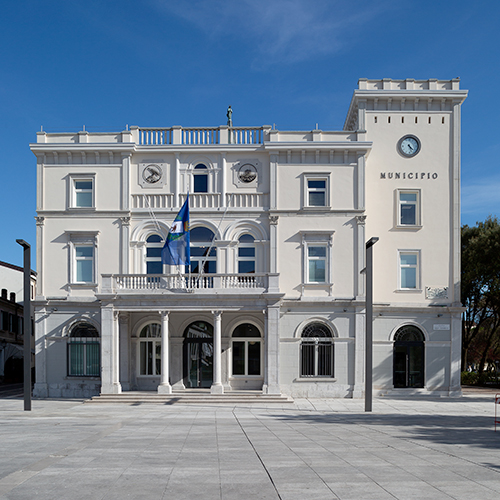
[133,126,271,146]
[101,273,279,294]
[131,193,268,210]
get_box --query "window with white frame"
[190,227,216,274]
[399,251,419,289]
[237,234,256,274]
[397,190,420,226]
[301,232,333,288]
[70,176,95,208]
[308,245,327,283]
[67,322,100,377]
[304,175,329,208]
[68,232,98,285]
[300,322,334,377]
[75,246,94,283]
[138,323,161,376]
[231,323,261,376]
[146,234,164,274]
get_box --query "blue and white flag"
[161,195,190,266]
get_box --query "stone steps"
[86,390,294,404]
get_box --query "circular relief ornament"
[238,164,257,183]
[142,164,163,184]
[397,135,421,158]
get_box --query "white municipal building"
[31,78,467,399]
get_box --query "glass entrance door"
[185,340,213,388]
[183,321,214,388]
[393,343,424,388]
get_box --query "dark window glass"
[232,341,245,375]
[147,261,163,274]
[248,341,261,375]
[194,174,208,193]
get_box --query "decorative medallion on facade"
[425,286,448,299]
[238,164,257,183]
[233,160,260,187]
[139,162,167,188]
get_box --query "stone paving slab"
[0,394,499,499]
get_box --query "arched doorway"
[393,325,425,388]
[183,321,213,388]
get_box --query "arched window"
[232,323,261,376]
[300,322,334,377]
[193,164,208,193]
[139,323,161,376]
[190,227,216,274]
[146,234,164,274]
[68,322,100,377]
[238,234,255,274]
[393,325,425,388]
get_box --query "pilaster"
[263,304,281,395]
[32,306,48,398]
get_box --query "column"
[120,217,130,274]
[352,306,365,398]
[101,304,121,394]
[119,313,130,391]
[355,216,366,300]
[220,152,227,208]
[113,311,121,393]
[269,215,279,274]
[35,216,44,297]
[174,153,180,207]
[211,310,224,394]
[264,304,281,394]
[158,311,172,394]
[32,306,48,398]
[121,153,131,211]
[449,312,462,396]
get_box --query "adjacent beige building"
[30,78,467,399]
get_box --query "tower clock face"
[398,135,421,157]
[142,164,162,184]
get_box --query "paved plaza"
[0,392,499,500]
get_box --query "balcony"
[134,126,271,146]
[131,192,268,210]
[101,273,279,295]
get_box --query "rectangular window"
[68,341,100,376]
[75,246,94,283]
[400,252,419,289]
[398,190,420,226]
[72,178,94,208]
[308,246,326,283]
[307,180,326,206]
[304,175,329,208]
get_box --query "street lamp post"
[365,237,379,412]
[16,239,31,411]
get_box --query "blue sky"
[1,0,498,268]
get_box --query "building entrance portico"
[98,301,279,397]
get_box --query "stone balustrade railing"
[101,273,279,294]
[131,126,272,146]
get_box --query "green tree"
[461,216,500,373]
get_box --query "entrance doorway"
[183,321,213,388]
[393,325,425,388]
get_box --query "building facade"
[0,261,36,382]
[31,79,467,399]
